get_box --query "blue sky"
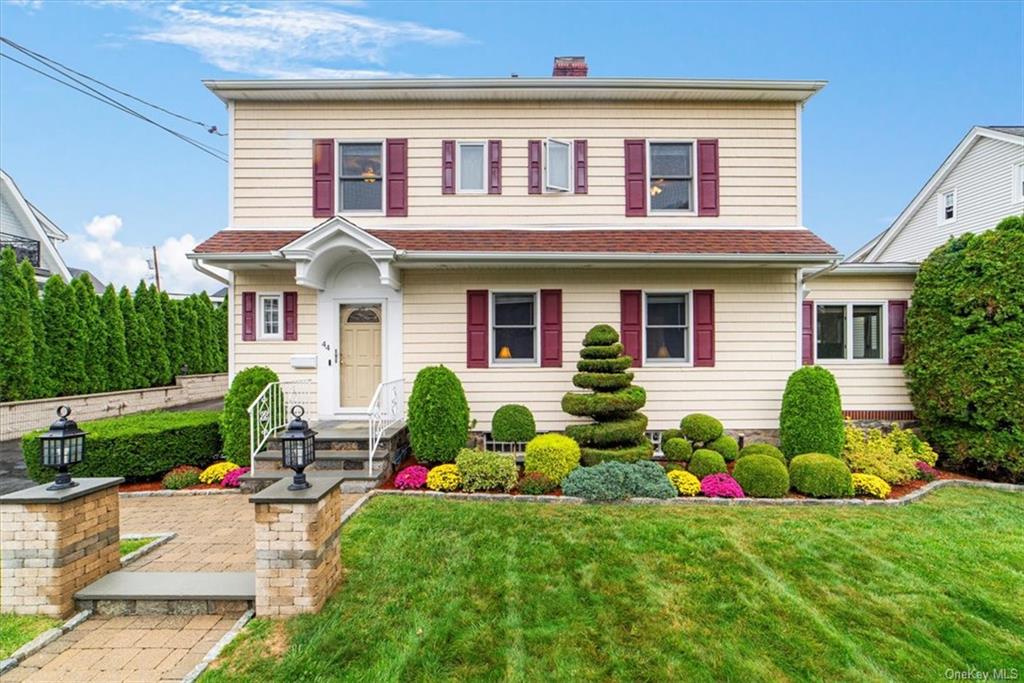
[1,0,1021,292]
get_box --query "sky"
[0,0,1021,293]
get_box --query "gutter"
[186,254,230,284]
[395,251,840,266]
[803,262,919,282]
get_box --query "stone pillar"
[1,478,123,618]
[250,475,343,618]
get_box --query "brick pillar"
[250,475,343,618]
[1,478,123,618]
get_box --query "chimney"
[553,56,588,77]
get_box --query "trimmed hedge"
[706,434,739,462]
[491,404,536,443]
[524,433,580,484]
[662,437,693,462]
[562,387,647,419]
[455,448,518,492]
[576,356,634,373]
[565,413,648,447]
[739,443,786,465]
[779,367,844,458]
[571,372,634,391]
[789,453,853,498]
[581,441,654,466]
[580,342,624,359]
[688,448,727,480]
[221,366,278,466]
[733,454,789,498]
[408,365,470,464]
[23,410,222,483]
[680,414,724,444]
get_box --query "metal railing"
[248,380,316,475]
[368,378,403,476]
[0,233,41,268]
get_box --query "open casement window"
[937,189,956,224]
[645,293,689,362]
[816,303,883,361]
[545,139,572,192]
[649,142,694,212]
[492,292,538,363]
[338,142,384,212]
[258,294,283,340]
[457,142,487,193]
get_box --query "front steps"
[75,571,254,615]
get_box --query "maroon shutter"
[488,140,502,194]
[442,140,456,194]
[802,299,815,365]
[624,139,647,216]
[620,290,643,368]
[283,292,298,341]
[312,139,334,218]
[540,289,562,367]
[528,140,542,194]
[467,290,489,368]
[574,140,588,194]
[242,292,256,341]
[385,139,408,217]
[693,290,715,367]
[888,299,908,365]
[697,139,720,217]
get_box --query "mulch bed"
[118,481,221,493]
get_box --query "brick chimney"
[553,56,588,77]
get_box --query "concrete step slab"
[75,571,254,615]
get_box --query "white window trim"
[456,141,488,194]
[647,139,697,216]
[337,140,386,215]
[642,290,693,367]
[1013,161,1024,204]
[813,301,887,365]
[490,291,540,366]
[936,188,957,225]
[257,293,283,341]
[544,138,572,193]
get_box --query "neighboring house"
[190,56,853,436]
[803,126,1024,420]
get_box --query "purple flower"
[221,466,250,488]
[395,465,429,490]
[700,473,745,498]
[915,461,939,482]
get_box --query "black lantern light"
[281,405,316,490]
[40,406,86,491]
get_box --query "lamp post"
[281,405,316,491]
[39,406,86,491]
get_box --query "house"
[190,56,860,444]
[803,126,1024,421]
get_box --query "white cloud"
[84,214,122,240]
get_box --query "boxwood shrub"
[579,342,624,359]
[221,365,278,465]
[688,448,727,480]
[582,324,620,346]
[562,387,647,419]
[491,404,536,443]
[779,367,844,459]
[789,453,854,498]
[580,441,654,466]
[733,454,789,498]
[739,443,786,465]
[524,433,580,484]
[23,410,222,483]
[706,434,739,462]
[454,448,518,493]
[408,365,469,464]
[680,413,724,445]
[662,437,693,462]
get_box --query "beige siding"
[804,273,916,412]
[402,267,800,432]
[232,101,798,229]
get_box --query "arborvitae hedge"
[43,275,87,397]
[19,258,49,397]
[99,285,130,390]
[0,248,33,401]
[73,275,105,394]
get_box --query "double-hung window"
[258,294,282,340]
[816,303,883,361]
[649,142,694,212]
[492,292,537,363]
[545,139,572,192]
[937,189,956,224]
[338,142,384,212]
[457,142,487,193]
[645,293,689,362]
[1014,162,1024,204]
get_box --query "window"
[649,142,694,212]
[338,142,383,212]
[645,293,689,361]
[938,189,956,224]
[816,303,883,361]
[545,139,571,192]
[492,293,537,363]
[1014,162,1024,204]
[258,294,282,340]
[457,142,486,193]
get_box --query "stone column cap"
[250,475,345,505]
[0,477,124,505]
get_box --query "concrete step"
[240,467,390,494]
[75,571,254,616]
[253,450,390,475]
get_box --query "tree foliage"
[779,366,845,459]
[99,285,130,390]
[72,275,106,393]
[408,365,470,463]
[0,247,33,401]
[42,275,87,397]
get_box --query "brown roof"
[194,230,306,253]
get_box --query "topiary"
[661,428,685,443]
[667,469,701,496]
[688,448,727,480]
[662,437,693,462]
[562,461,631,502]
[623,460,676,499]
[852,473,891,499]
[491,404,536,443]
[779,367,844,459]
[426,463,461,491]
[789,453,853,498]
[739,443,787,465]
[579,442,654,466]
[408,366,470,464]
[583,324,620,346]
[220,366,279,466]
[524,433,580,484]
[706,434,739,462]
[680,414,723,445]
[517,472,557,495]
[455,448,518,492]
[733,454,789,498]
[562,387,647,419]
[162,465,202,490]
[905,215,1024,482]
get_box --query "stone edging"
[180,608,255,683]
[120,533,176,567]
[0,610,92,675]
[119,488,241,498]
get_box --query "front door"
[339,305,382,407]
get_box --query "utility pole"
[151,246,161,292]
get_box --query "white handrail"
[368,378,404,476]
[247,379,315,476]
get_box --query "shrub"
[623,460,677,499]
[889,425,938,466]
[23,410,222,483]
[662,428,685,443]
[915,461,939,482]
[199,461,239,484]
[162,465,201,490]
[789,453,853,498]
[579,442,654,466]
[455,449,518,493]
[394,465,429,490]
[733,454,789,498]
[680,414,723,444]
[701,473,745,498]
[524,433,580,484]
[667,469,701,496]
[662,437,693,462]
[706,435,739,462]
[905,216,1024,482]
[779,367,845,459]
[566,413,648,447]
[426,464,461,491]
[842,425,918,485]
[739,443,786,465]
[517,472,557,495]
[583,324,619,346]
[221,366,278,465]
[562,461,630,502]
[580,342,624,359]
[562,387,647,419]
[221,466,249,488]
[852,473,891,499]
[408,366,470,464]
[491,404,536,443]
[688,449,727,480]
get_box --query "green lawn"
[203,488,1024,682]
[119,537,157,557]
[0,614,60,659]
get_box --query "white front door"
[339,305,382,407]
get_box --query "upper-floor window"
[492,292,538,364]
[1014,162,1024,204]
[937,189,956,224]
[645,292,690,363]
[339,142,383,212]
[545,139,572,192]
[649,142,694,212]
[816,303,883,361]
[258,294,282,340]
[457,142,487,193]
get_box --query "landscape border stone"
[180,608,255,683]
[119,488,241,498]
[0,609,92,675]
[119,532,176,566]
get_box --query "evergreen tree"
[19,258,48,397]
[160,292,183,378]
[179,296,201,375]
[134,282,171,386]
[99,285,130,390]
[197,291,216,374]
[148,284,172,385]
[215,300,229,372]
[0,247,34,401]
[119,286,147,388]
[42,275,87,396]
[72,275,105,393]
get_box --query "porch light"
[40,406,86,491]
[281,405,316,491]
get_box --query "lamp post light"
[40,406,86,491]
[281,405,316,491]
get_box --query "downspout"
[189,256,230,285]
[801,257,842,284]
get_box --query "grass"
[119,537,157,557]
[203,487,1024,682]
[0,614,60,659]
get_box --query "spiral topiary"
[562,325,652,465]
